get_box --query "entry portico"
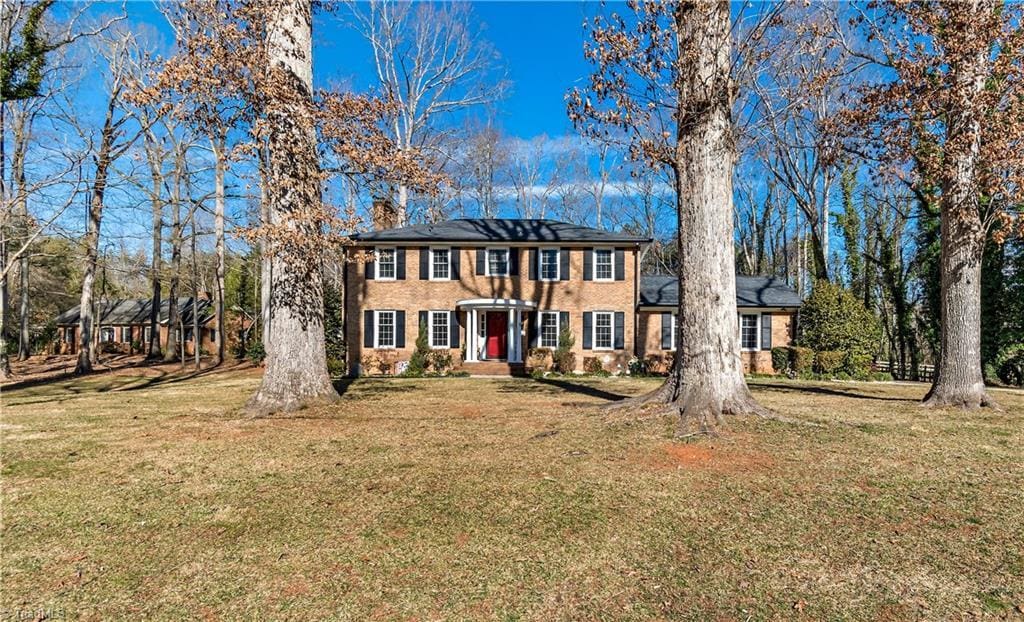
[458,298,536,363]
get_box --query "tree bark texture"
[923,4,995,409]
[212,132,226,364]
[163,146,184,364]
[614,1,766,433]
[246,0,339,416]
[145,130,163,359]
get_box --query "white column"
[467,309,476,362]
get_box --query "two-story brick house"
[344,218,801,376]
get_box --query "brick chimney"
[371,196,398,230]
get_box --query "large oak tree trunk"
[613,1,766,433]
[923,5,995,409]
[246,0,338,416]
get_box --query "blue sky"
[112,1,597,141]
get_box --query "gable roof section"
[55,297,213,326]
[640,275,802,308]
[352,218,650,244]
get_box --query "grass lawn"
[2,368,1023,621]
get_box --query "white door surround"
[457,298,536,363]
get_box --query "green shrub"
[771,347,791,374]
[428,349,453,374]
[799,280,881,360]
[792,346,814,374]
[871,372,894,382]
[815,350,845,375]
[993,343,1024,386]
[844,352,873,377]
[407,322,430,375]
[246,341,266,364]
[326,358,346,378]
[530,367,546,379]
[552,327,576,373]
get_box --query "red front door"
[485,312,508,359]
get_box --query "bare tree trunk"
[163,146,184,363]
[923,14,994,409]
[75,95,120,375]
[611,1,766,433]
[212,130,226,365]
[190,211,200,370]
[246,0,338,415]
[14,115,30,361]
[144,130,163,359]
[0,101,10,379]
[258,144,272,353]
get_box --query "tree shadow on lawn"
[753,381,918,403]
[530,377,631,402]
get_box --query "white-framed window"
[540,248,560,281]
[539,311,560,348]
[593,311,613,350]
[486,247,509,276]
[430,247,450,281]
[143,325,152,344]
[100,327,115,343]
[121,327,132,343]
[594,248,614,281]
[375,310,396,349]
[64,327,74,342]
[375,247,396,280]
[740,313,759,350]
[429,310,450,349]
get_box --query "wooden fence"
[874,360,936,382]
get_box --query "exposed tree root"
[922,385,1001,411]
[245,387,339,418]
[604,376,814,434]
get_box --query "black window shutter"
[528,248,538,280]
[418,310,428,333]
[476,249,485,275]
[363,310,374,347]
[559,311,569,336]
[761,313,772,350]
[419,247,429,280]
[509,248,519,275]
[582,312,593,349]
[396,247,406,280]
[583,248,593,281]
[614,312,625,349]
[614,248,625,281]
[528,311,539,348]
[395,311,406,348]
[450,247,460,280]
[365,250,375,280]
[559,248,570,281]
[450,311,460,349]
[661,312,673,350]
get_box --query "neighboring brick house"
[54,297,218,357]
[345,218,802,376]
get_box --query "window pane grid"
[540,312,559,348]
[377,311,395,348]
[377,248,395,279]
[740,314,758,349]
[595,250,613,280]
[540,249,559,280]
[431,311,449,348]
[488,249,508,275]
[432,249,449,280]
[595,312,612,349]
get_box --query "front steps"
[461,361,527,377]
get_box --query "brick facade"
[345,245,640,374]
[636,309,796,374]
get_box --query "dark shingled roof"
[352,218,650,244]
[640,275,802,308]
[55,297,213,326]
